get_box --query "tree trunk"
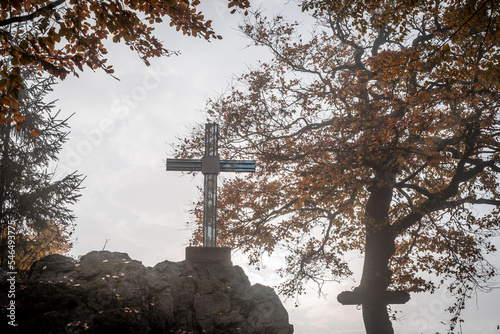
[359,183,396,334]
[362,301,394,334]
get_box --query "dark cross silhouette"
[337,288,410,305]
[167,123,256,247]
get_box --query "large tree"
[0,0,250,123]
[175,1,500,333]
[0,70,83,272]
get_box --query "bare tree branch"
[0,0,66,27]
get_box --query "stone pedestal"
[185,247,232,264]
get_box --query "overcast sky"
[46,2,499,333]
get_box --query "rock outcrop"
[0,250,293,334]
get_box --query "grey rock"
[0,250,293,334]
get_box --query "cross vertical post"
[166,123,256,248]
[203,123,218,247]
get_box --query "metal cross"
[166,123,256,247]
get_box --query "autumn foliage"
[176,1,500,333]
[0,0,250,124]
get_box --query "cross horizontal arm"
[167,159,256,173]
[220,160,256,173]
[337,290,410,305]
[166,158,202,172]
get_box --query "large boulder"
[0,251,293,334]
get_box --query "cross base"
[185,246,232,264]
